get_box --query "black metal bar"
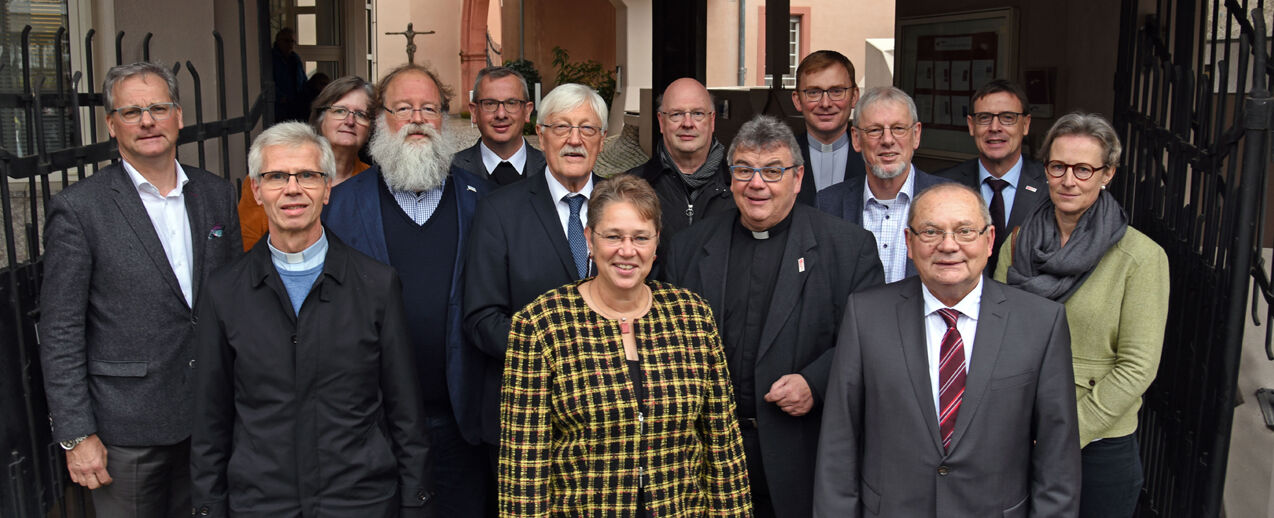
[186,61,207,171]
[84,29,98,154]
[142,32,152,63]
[214,31,230,180]
[114,31,124,66]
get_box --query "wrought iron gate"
[1114,0,1272,516]
[0,0,266,516]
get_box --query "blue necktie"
[565,194,589,278]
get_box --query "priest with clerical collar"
[660,114,884,518]
[191,122,434,517]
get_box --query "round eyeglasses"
[1045,161,1108,181]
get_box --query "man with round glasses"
[625,78,732,239]
[324,62,492,516]
[936,79,1048,276]
[452,66,547,186]
[662,114,884,518]
[39,61,242,517]
[789,50,868,202]
[816,86,950,284]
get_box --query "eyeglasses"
[474,98,528,113]
[730,164,798,183]
[258,171,328,189]
[591,230,657,248]
[908,225,990,244]
[971,111,1028,126]
[799,87,855,102]
[110,102,178,124]
[539,123,602,138]
[1045,161,1108,181]
[383,104,443,120]
[660,110,711,123]
[856,124,916,140]
[322,106,372,125]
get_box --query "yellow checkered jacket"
[499,279,752,517]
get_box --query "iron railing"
[0,0,265,515]
[1114,0,1272,516]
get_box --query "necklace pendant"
[620,318,632,334]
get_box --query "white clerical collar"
[269,230,328,271]
[811,131,850,153]
[479,138,528,175]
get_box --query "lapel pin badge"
[1024,185,1038,193]
[798,257,806,273]
[466,184,477,192]
[207,224,224,239]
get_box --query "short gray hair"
[727,115,804,166]
[472,66,530,100]
[248,122,336,181]
[538,83,608,129]
[1038,112,1122,166]
[103,62,179,113]
[854,86,919,128]
[909,182,993,228]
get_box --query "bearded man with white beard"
[815,86,951,283]
[322,63,495,517]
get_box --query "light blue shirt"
[808,131,851,191]
[977,155,1024,218]
[861,167,917,283]
[269,231,328,315]
[387,177,446,225]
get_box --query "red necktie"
[937,308,966,452]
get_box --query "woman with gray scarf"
[993,112,1169,518]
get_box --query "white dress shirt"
[123,159,194,306]
[543,167,594,237]
[920,277,983,414]
[861,166,916,283]
[479,138,529,176]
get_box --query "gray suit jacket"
[451,138,547,186]
[813,277,1080,518]
[934,156,1048,275]
[39,163,242,446]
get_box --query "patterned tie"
[985,178,1010,256]
[491,161,520,186]
[937,308,967,452]
[565,194,589,278]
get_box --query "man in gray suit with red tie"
[813,182,1079,517]
[39,61,241,517]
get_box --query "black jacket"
[624,148,733,240]
[191,232,432,517]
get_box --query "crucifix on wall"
[385,23,435,65]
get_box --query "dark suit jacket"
[451,138,547,186]
[322,165,491,445]
[624,151,732,240]
[39,163,241,446]
[813,277,1080,518]
[815,167,950,279]
[462,171,602,445]
[795,132,867,207]
[191,233,432,517]
[934,156,1048,275]
[660,204,885,518]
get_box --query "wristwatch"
[60,436,87,450]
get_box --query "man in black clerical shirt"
[661,115,884,518]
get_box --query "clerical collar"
[811,131,850,153]
[740,210,794,240]
[268,230,328,271]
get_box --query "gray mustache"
[559,145,588,158]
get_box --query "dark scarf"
[659,139,726,190]
[1005,189,1128,302]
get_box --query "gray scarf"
[1005,189,1128,302]
[660,140,726,190]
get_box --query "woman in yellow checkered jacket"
[499,175,752,517]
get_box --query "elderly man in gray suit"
[813,182,1079,517]
[39,61,241,517]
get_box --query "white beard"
[369,115,455,192]
[869,161,909,180]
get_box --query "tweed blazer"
[499,280,751,517]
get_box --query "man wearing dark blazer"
[192,122,433,517]
[323,63,491,516]
[39,62,241,517]
[935,79,1047,275]
[790,50,868,207]
[661,115,884,518]
[451,66,546,186]
[813,183,1079,517]
[463,83,610,463]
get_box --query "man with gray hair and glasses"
[816,86,950,283]
[661,114,883,518]
[39,61,241,517]
[452,65,547,186]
